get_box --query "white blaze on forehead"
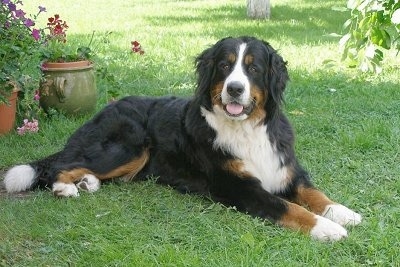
[221,43,251,105]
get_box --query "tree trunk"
[247,0,270,19]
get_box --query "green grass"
[1,0,400,266]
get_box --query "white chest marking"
[202,106,289,193]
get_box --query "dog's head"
[195,36,289,122]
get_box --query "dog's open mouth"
[223,102,253,117]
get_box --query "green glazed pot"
[39,60,97,115]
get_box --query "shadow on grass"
[143,0,349,44]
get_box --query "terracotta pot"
[39,60,97,115]
[0,90,18,135]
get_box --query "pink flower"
[34,90,40,101]
[17,119,39,135]
[17,126,25,135]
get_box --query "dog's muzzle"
[223,81,254,117]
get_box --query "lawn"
[1,0,400,266]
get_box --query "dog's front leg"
[293,184,362,227]
[210,177,348,241]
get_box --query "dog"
[4,36,361,241]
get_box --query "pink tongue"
[226,103,244,115]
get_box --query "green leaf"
[342,18,353,30]
[77,46,92,60]
[339,33,351,48]
[371,28,391,49]
[359,16,371,31]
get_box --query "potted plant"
[38,14,97,115]
[0,0,44,134]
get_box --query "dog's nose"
[227,82,244,97]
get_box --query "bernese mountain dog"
[4,36,362,241]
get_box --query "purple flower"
[31,28,41,41]
[24,18,35,27]
[38,6,46,13]
[7,2,16,12]
[14,9,26,19]
[2,0,11,5]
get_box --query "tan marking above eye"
[228,53,236,63]
[244,54,254,65]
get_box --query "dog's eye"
[220,63,230,71]
[249,66,257,73]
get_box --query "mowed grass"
[1,0,400,266]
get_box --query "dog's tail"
[4,164,37,193]
[3,152,61,193]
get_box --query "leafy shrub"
[340,0,400,73]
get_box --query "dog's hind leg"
[76,174,101,193]
[98,147,150,182]
[52,168,96,197]
[52,148,150,197]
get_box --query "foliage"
[0,0,43,104]
[96,40,145,102]
[1,0,140,126]
[16,74,45,124]
[339,0,400,73]
[38,14,93,63]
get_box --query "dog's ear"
[266,46,289,106]
[194,46,217,110]
[260,40,289,119]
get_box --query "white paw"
[310,215,348,241]
[76,174,101,193]
[322,204,362,226]
[52,182,79,197]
